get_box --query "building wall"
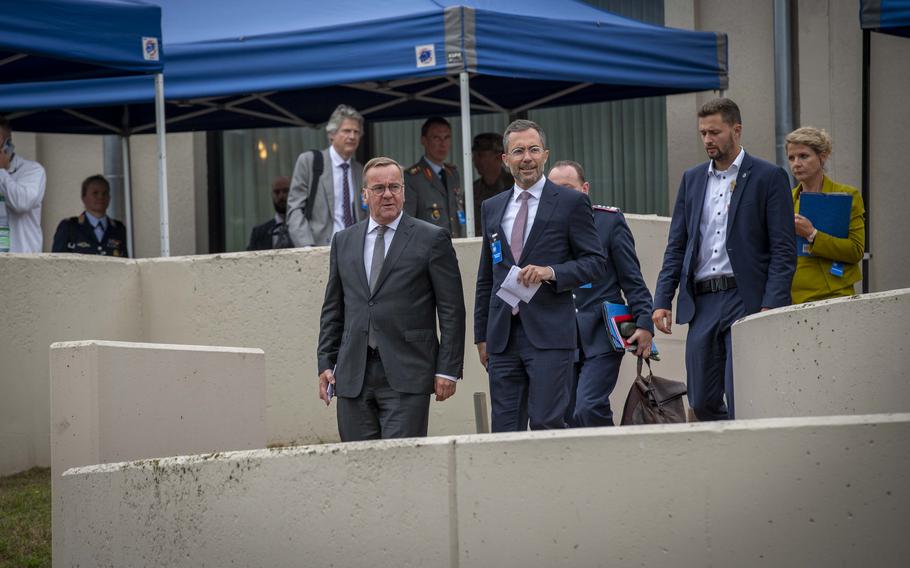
[868,32,910,293]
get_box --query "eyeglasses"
[508,146,545,158]
[366,183,404,195]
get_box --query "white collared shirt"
[502,174,546,250]
[363,211,403,282]
[0,154,46,253]
[329,146,357,235]
[694,147,744,281]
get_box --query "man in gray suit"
[287,104,367,247]
[317,157,466,441]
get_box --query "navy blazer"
[574,206,653,357]
[474,179,607,353]
[247,218,276,251]
[654,152,796,323]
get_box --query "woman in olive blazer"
[786,127,865,304]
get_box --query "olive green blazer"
[791,176,865,304]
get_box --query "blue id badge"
[490,234,503,264]
[830,261,845,277]
[579,283,593,289]
[457,210,466,225]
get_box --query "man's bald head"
[272,176,290,216]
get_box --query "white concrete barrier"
[0,255,141,475]
[60,414,910,567]
[2,216,685,473]
[733,289,910,419]
[50,340,266,566]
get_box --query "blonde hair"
[786,127,833,157]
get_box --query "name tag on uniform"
[579,283,592,289]
[830,262,845,278]
[457,210,466,225]
[490,233,502,264]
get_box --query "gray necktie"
[94,220,105,242]
[368,225,387,348]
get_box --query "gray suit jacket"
[318,213,466,397]
[287,148,365,247]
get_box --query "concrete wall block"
[60,439,453,567]
[60,415,910,567]
[50,340,266,565]
[454,415,910,567]
[0,255,141,475]
[733,289,910,419]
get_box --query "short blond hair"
[362,156,404,185]
[786,127,832,157]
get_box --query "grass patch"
[0,467,51,568]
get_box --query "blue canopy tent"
[861,0,910,37]
[0,0,167,256]
[0,0,728,240]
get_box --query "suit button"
[368,301,375,306]
[572,294,576,299]
[575,308,579,313]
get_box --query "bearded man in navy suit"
[474,120,606,432]
[653,98,795,421]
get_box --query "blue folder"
[796,192,852,256]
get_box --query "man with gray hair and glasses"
[287,104,367,247]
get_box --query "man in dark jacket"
[247,176,291,250]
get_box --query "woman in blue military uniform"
[52,174,128,257]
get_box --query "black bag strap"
[304,149,325,220]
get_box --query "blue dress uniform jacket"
[574,205,653,357]
[51,213,128,257]
[404,157,466,238]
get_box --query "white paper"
[495,265,541,307]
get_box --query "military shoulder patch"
[593,205,621,213]
[408,166,420,175]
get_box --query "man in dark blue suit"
[475,120,606,432]
[653,98,795,421]
[549,161,654,427]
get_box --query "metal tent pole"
[459,71,475,238]
[120,136,135,259]
[154,73,170,256]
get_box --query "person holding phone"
[0,116,47,253]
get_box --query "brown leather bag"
[620,357,687,425]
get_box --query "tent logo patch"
[143,37,160,61]
[415,44,436,68]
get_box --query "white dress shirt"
[329,146,357,235]
[363,211,457,381]
[501,174,546,250]
[0,154,46,253]
[694,147,744,282]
